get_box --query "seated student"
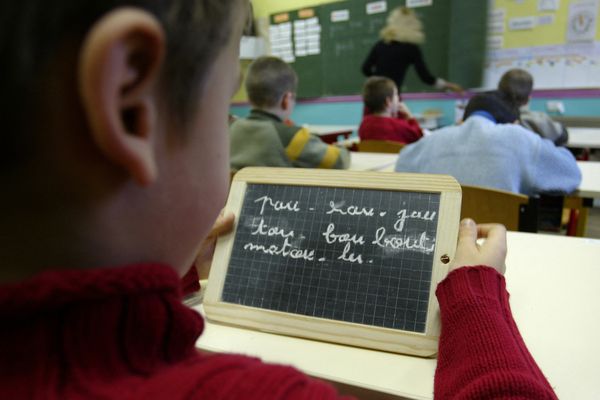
[395,92,581,196]
[498,68,569,146]
[230,56,350,170]
[358,76,423,144]
[1,1,556,399]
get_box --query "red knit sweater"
[0,264,556,399]
[358,114,423,144]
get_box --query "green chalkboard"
[269,1,487,98]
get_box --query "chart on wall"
[484,0,600,89]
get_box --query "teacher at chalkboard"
[361,7,463,95]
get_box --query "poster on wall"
[508,16,536,30]
[269,22,295,63]
[331,9,350,22]
[567,1,598,43]
[406,0,433,8]
[539,0,560,12]
[366,1,388,15]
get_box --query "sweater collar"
[0,264,203,380]
[249,109,283,122]
[468,111,496,123]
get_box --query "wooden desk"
[564,161,600,236]
[195,232,600,399]
[575,161,600,198]
[349,152,397,172]
[348,157,598,236]
[308,125,357,144]
[349,157,600,195]
[567,128,600,149]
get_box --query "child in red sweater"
[0,1,556,399]
[359,76,423,144]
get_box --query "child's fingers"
[476,223,506,239]
[209,211,235,237]
[456,218,478,252]
[477,224,507,254]
[477,223,507,275]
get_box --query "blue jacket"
[395,115,581,196]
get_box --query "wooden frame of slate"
[204,167,461,357]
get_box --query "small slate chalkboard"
[205,168,461,356]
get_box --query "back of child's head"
[1,0,247,279]
[1,0,243,174]
[463,92,519,124]
[498,69,533,108]
[362,76,397,113]
[245,56,298,108]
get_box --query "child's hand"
[397,102,412,119]
[445,81,464,94]
[449,219,507,275]
[195,210,235,279]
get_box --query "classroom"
[217,0,600,398]
[2,0,600,399]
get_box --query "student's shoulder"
[230,116,278,135]
[272,121,312,144]
[497,122,545,143]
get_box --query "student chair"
[357,140,405,154]
[460,184,537,232]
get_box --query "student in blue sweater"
[395,92,581,196]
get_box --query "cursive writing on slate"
[243,196,437,263]
[255,195,300,215]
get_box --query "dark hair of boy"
[1,0,243,171]
[463,92,519,124]
[498,69,534,108]
[245,56,298,108]
[362,76,397,113]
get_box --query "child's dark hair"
[245,56,298,108]
[498,69,533,108]
[463,92,519,124]
[362,76,397,113]
[0,0,246,170]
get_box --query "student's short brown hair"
[498,69,533,108]
[245,56,298,108]
[1,0,246,170]
[362,77,397,113]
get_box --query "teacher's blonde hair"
[380,7,425,44]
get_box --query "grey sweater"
[230,110,350,171]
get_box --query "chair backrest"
[357,140,405,154]
[460,184,537,232]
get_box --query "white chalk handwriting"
[326,201,374,217]
[254,195,300,215]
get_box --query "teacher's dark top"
[362,41,436,91]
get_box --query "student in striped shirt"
[230,56,350,171]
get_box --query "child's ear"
[280,92,294,112]
[78,8,165,186]
[385,96,393,109]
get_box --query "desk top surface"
[196,232,600,399]
[307,125,357,136]
[348,152,397,171]
[567,127,600,149]
[576,161,600,198]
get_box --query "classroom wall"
[252,0,343,19]
[232,95,600,130]
[236,0,600,126]
[233,0,345,102]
